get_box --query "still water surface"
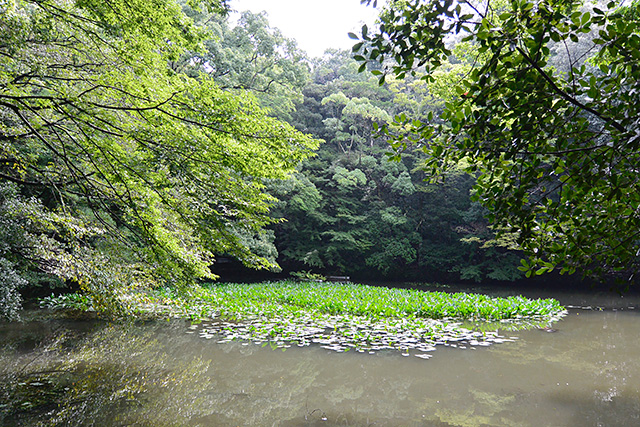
[2,288,640,426]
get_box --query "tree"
[321,91,392,157]
[0,0,318,317]
[355,0,640,282]
[180,7,310,121]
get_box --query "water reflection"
[1,319,213,426]
[1,307,640,425]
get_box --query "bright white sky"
[230,0,383,58]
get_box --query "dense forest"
[181,6,525,283]
[1,0,639,319]
[266,49,523,283]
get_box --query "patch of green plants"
[40,281,565,325]
[187,280,564,321]
[167,281,566,354]
[40,281,566,356]
[39,293,93,311]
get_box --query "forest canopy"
[355,0,640,282]
[0,0,318,318]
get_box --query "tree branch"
[514,45,626,133]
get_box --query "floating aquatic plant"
[180,280,564,321]
[42,281,567,358]
[157,281,566,357]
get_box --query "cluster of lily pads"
[159,280,566,357]
[189,313,520,358]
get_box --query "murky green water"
[2,289,640,426]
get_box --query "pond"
[2,286,640,426]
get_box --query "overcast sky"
[230,0,383,58]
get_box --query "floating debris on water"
[415,354,433,359]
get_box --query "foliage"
[0,0,317,317]
[0,182,91,317]
[355,0,640,282]
[39,293,93,311]
[180,7,310,120]
[272,52,522,281]
[289,270,327,281]
[0,258,26,321]
[176,280,565,321]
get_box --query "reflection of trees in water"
[2,311,640,426]
[466,311,640,426]
[0,320,329,425]
[1,321,212,426]
[50,327,213,425]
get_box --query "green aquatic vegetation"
[185,281,564,322]
[39,294,94,311]
[157,281,565,354]
[41,281,566,356]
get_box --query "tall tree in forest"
[355,0,640,282]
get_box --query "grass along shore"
[42,280,567,356]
